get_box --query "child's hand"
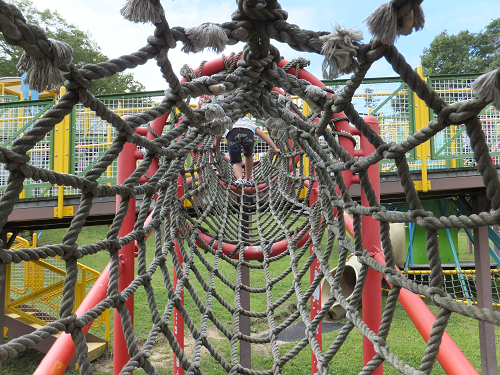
[273,148,281,157]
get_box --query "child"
[214,117,281,185]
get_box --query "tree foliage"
[0,0,145,95]
[421,18,500,75]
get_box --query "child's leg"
[240,129,255,180]
[232,163,243,179]
[244,155,253,179]
[226,129,244,180]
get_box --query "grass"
[3,222,499,374]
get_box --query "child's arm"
[214,135,222,152]
[255,128,281,157]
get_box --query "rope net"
[1,0,500,374]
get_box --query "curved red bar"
[196,228,311,260]
[177,56,349,261]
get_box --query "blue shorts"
[226,128,254,164]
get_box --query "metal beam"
[240,194,251,369]
[0,230,8,375]
[0,260,5,375]
[471,194,498,375]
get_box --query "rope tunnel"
[1,1,500,374]
[121,68,376,374]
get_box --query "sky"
[26,0,500,91]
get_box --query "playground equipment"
[3,232,109,372]
[320,254,362,319]
[1,1,500,375]
[320,223,406,321]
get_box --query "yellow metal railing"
[5,233,110,340]
[53,87,73,218]
[413,66,431,192]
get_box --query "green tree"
[485,18,500,68]
[421,18,500,75]
[0,0,145,95]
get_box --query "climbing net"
[1,0,500,374]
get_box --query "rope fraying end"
[120,0,165,24]
[471,69,500,109]
[183,23,228,54]
[364,1,425,44]
[320,24,362,79]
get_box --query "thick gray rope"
[1,1,500,374]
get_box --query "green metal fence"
[0,98,55,198]
[1,71,500,200]
[323,76,417,172]
[324,70,500,172]
[0,90,165,199]
[67,90,165,196]
[427,73,500,168]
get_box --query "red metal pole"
[173,240,184,375]
[173,175,185,375]
[114,140,138,375]
[372,251,478,375]
[310,244,322,374]
[309,185,322,374]
[34,264,112,375]
[360,116,382,374]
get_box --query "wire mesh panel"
[7,237,102,325]
[0,95,19,104]
[325,79,414,172]
[0,100,54,198]
[429,75,500,168]
[405,269,500,307]
[68,92,165,195]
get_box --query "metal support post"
[173,175,185,375]
[310,243,322,374]
[309,184,322,375]
[173,240,185,375]
[113,141,137,375]
[471,194,498,375]
[240,193,251,369]
[0,260,5,375]
[361,116,382,374]
[0,230,8,375]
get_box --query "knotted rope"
[0,1,499,374]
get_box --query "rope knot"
[64,314,77,334]
[282,57,310,78]
[471,68,500,109]
[60,244,81,260]
[235,0,288,22]
[17,38,73,92]
[108,238,122,253]
[0,147,31,171]
[409,209,432,221]
[112,295,123,308]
